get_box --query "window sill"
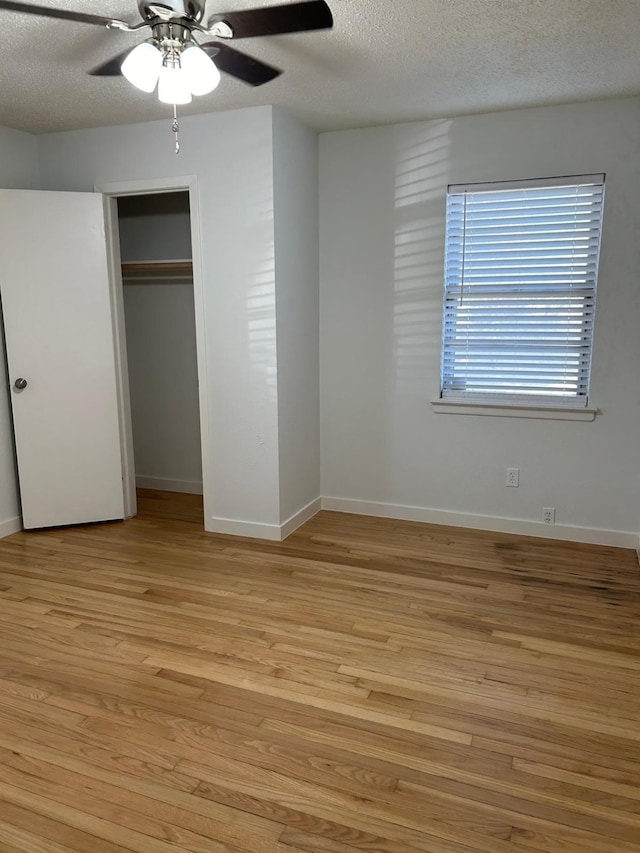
[430,399,598,421]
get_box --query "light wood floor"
[0,489,638,853]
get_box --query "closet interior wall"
[117,192,203,496]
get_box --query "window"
[440,175,605,409]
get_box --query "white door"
[0,190,124,529]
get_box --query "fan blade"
[207,0,332,39]
[0,0,130,28]
[201,42,282,86]
[89,50,132,77]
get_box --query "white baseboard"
[208,497,321,542]
[281,497,322,539]
[321,497,638,549]
[136,476,203,495]
[206,515,283,541]
[0,516,22,539]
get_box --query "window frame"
[436,174,605,418]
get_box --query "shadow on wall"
[383,121,452,498]
[392,120,451,396]
[248,187,277,400]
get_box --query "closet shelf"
[121,260,193,284]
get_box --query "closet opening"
[116,191,203,525]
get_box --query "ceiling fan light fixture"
[158,63,193,105]
[181,44,221,96]
[2,0,334,151]
[121,41,163,93]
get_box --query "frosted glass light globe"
[121,42,163,93]
[158,64,193,105]
[181,45,221,96]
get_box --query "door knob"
[14,378,27,390]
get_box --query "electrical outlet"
[543,506,555,524]
[506,468,519,487]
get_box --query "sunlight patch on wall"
[392,121,451,394]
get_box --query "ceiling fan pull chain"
[172,104,180,155]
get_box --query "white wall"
[272,108,320,524]
[320,98,640,544]
[0,126,40,535]
[37,108,282,534]
[4,99,637,546]
[123,283,202,493]
[0,126,40,190]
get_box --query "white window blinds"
[441,175,605,406]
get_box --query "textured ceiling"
[2,0,640,134]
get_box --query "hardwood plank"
[0,730,283,841]
[0,489,637,853]
[0,799,131,853]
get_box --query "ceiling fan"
[0,0,334,103]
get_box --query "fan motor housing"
[138,1,207,24]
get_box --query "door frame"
[96,176,210,525]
